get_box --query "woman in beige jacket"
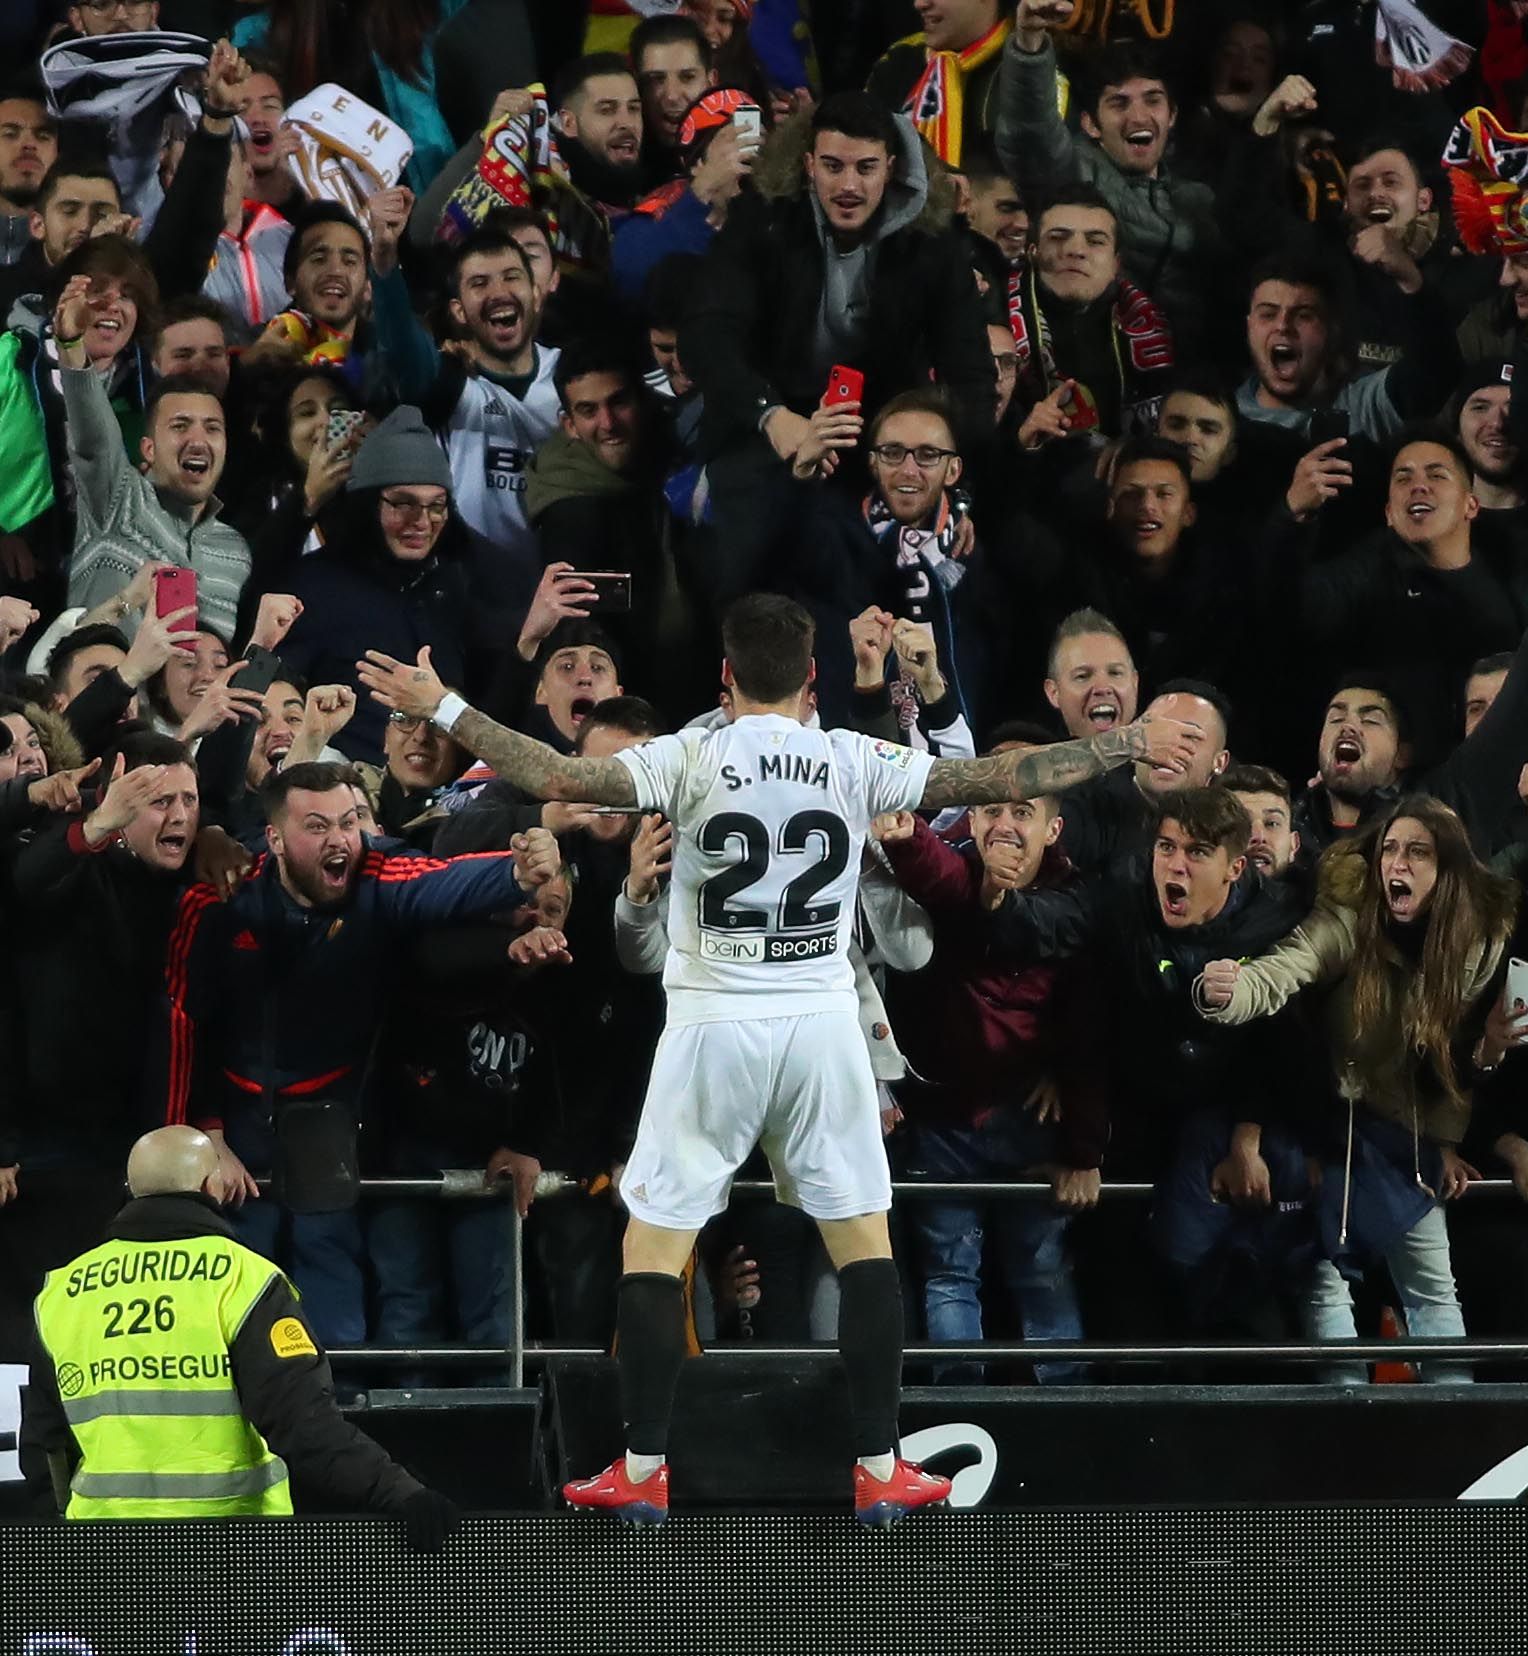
[1195,796,1516,1383]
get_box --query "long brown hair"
[365,0,440,81]
[1345,795,1518,1108]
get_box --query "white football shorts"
[619,1011,891,1230]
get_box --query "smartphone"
[325,407,366,452]
[1508,957,1528,1015]
[733,105,762,150]
[1308,407,1350,446]
[230,644,282,697]
[583,571,632,613]
[826,364,864,405]
[153,567,198,647]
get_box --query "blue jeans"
[1309,1203,1471,1386]
[367,1199,515,1368]
[900,1114,1084,1384]
[225,1106,366,1348]
[231,1200,367,1347]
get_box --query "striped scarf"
[902,18,1010,168]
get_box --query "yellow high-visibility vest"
[34,1233,297,1519]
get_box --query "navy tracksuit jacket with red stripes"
[160,842,529,1133]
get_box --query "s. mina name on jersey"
[720,754,832,791]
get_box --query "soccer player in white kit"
[358,596,1197,1526]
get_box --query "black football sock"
[838,1257,904,1459]
[616,1271,687,1457]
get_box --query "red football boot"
[563,1458,670,1526]
[853,1459,952,1528]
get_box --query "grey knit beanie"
[346,405,453,493]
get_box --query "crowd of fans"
[6,0,1528,1390]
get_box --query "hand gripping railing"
[309,1173,1528,1384]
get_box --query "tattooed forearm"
[919,722,1148,810]
[454,707,639,805]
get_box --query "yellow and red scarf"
[902,18,1010,168]
[1443,106,1528,255]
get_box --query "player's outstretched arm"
[917,716,1199,810]
[356,647,639,806]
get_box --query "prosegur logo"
[56,1364,84,1399]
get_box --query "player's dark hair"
[722,594,814,703]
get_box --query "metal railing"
[308,1173,1528,1384]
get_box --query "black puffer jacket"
[1093,861,1312,1152]
[683,109,994,452]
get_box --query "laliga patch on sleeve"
[270,1317,317,1359]
[871,740,914,771]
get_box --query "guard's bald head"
[126,1126,220,1198]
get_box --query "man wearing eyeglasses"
[279,407,470,765]
[799,389,981,735]
[68,0,159,36]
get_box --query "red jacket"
[881,817,1107,1167]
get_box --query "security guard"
[27,1126,460,1550]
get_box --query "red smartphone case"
[827,365,864,404]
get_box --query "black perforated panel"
[3,1507,1526,1655]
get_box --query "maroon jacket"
[881,817,1107,1168]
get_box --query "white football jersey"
[616,715,934,1023]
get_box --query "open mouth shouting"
[318,847,353,893]
[1364,202,1395,224]
[1123,126,1157,161]
[177,447,214,487]
[1247,845,1275,876]
[1328,733,1362,775]
[1386,874,1417,919]
[570,695,597,725]
[1161,878,1190,919]
[1083,692,1122,730]
[312,277,354,315]
[608,129,640,165]
[1403,498,1435,525]
[1265,340,1302,385]
[481,298,524,343]
[157,827,189,861]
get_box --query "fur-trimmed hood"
[747,108,959,236]
[1316,837,1369,914]
[26,702,85,774]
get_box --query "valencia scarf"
[902,17,1010,168]
[1443,106,1528,255]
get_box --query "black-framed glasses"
[868,443,958,469]
[380,494,449,523]
[78,0,155,12]
[388,710,430,731]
